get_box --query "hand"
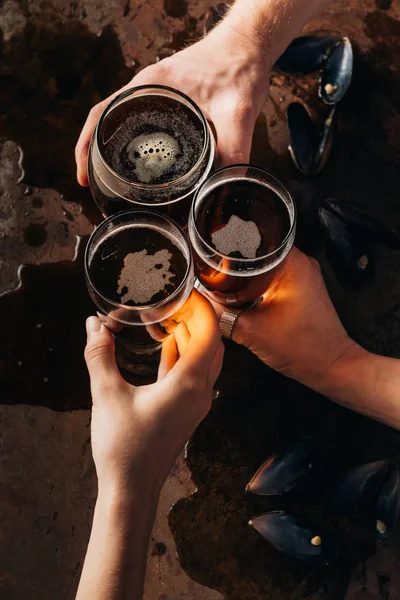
[211,248,361,394]
[75,19,270,185]
[84,290,224,492]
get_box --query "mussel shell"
[288,102,318,175]
[376,466,400,541]
[320,37,353,105]
[314,107,336,174]
[276,35,340,74]
[249,512,337,566]
[203,3,229,36]
[326,460,390,517]
[246,437,322,496]
[288,104,335,175]
[325,199,400,249]
[319,207,373,283]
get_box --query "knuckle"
[88,104,100,117]
[84,342,109,364]
[230,98,255,123]
[310,257,322,273]
[138,61,170,82]
[181,372,204,394]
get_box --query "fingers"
[208,341,225,388]
[84,316,126,400]
[213,105,255,167]
[158,334,179,380]
[172,290,222,376]
[75,101,109,186]
[173,321,191,356]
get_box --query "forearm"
[76,481,159,600]
[321,346,400,430]
[218,0,335,65]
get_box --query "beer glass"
[188,165,296,308]
[88,85,215,227]
[85,210,194,377]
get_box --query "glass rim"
[84,209,193,312]
[190,163,297,265]
[94,84,211,190]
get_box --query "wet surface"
[0,248,93,411]
[1,0,400,598]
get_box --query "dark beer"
[89,224,188,307]
[86,212,193,369]
[102,95,204,186]
[189,168,295,307]
[89,87,214,226]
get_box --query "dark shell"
[288,103,317,175]
[288,103,335,175]
[325,199,400,249]
[320,37,353,105]
[314,107,336,173]
[376,466,400,541]
[249,512,337,567]
[326,460,389,517]
[203,3,229,36]
[246,437,322,496]
[276,35,339,74]
[319,207,373,283]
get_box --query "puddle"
[169,344,400,600]
[0,242,93,411]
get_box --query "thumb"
[84,316,125,397]
[214,109,255,167]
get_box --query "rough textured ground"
[1,0,400,598]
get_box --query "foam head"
[117,247,175,305]
[211,215,262,259]
[126,132,180,184]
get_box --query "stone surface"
[1,0,400,599]
[0,141,92,295]
[0,405,223,600]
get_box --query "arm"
[75,0,335,184]
[76,483,158,600]
[211,249,400,431]
[218,0,335,65]
[323,347,400,430]
[76,291,223,600]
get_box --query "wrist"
[209,13,271,77]
[97,470,160,514]
[318,339,370,400]
[96,454,166,503]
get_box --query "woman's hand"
[75,19,270,186]
[85,290,224,493]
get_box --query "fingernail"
[86,316,101,337]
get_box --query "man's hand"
[85,290,224,492]
[212,248,359,392]
[212,248,400,431]
[75,18,270,186]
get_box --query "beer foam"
[211,215,262,259]
[117,248,175,304]
[126,132,180,184]
[103,98,204,185]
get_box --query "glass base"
[114,335,162,383]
